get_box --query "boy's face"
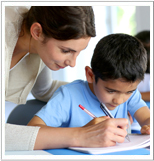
[93,78,140,110]
[85,66,140,111]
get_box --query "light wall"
[136,6,150,33]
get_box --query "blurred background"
[51,6,150,82]
[5,5,151,122]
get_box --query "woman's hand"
[83,116,109,127]
[30,116,128,149]
[140,124,150,134]
[77,118,128,148]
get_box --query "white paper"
[69,134,150,154]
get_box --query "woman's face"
[33,37,91,71]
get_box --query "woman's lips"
[57,64,65,69]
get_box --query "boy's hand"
[83,116,109,127]
[140,124,150,134]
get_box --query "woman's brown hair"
[23,6,96,41]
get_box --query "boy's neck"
[88,83,95,95]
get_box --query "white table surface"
[5,150,51,155]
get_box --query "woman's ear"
[85,66,95,83]
[30,22,44,41]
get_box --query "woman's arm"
[28,116,128,149]
[5,123,40,151]
[31,66,68,102]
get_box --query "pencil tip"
[126,135,130,142]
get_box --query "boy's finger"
[141,126,150,134]
[144,126,150,134]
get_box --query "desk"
[5,147,150,156]
[44,147,150,155]
[4,148,151,161]
[5,150,50,155]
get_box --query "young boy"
[28,33,150,139]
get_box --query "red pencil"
[79,104,96,118]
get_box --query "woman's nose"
[65,55,77,67]
[69,59,76,67]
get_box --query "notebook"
[69,134,150,154]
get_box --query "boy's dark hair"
[135,30,150,73]
[91,33,147,83]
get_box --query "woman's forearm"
[32,118,129,150]
[33,125,80,150]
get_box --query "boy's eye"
[127,91,134,94]
[107,90,115,94]
[61,49,70,53]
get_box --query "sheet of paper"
[69,134,150,154]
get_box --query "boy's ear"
[85,66,95,83]
[30,22,44,41]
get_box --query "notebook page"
[69,134,150,154]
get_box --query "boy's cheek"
[99,95,111,105]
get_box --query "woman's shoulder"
[5,6,30,22]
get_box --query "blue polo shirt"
[36,80,147,127]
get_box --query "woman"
[5,6,128,151]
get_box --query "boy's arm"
[134,106,150,134]
[28,116,47,126]
[140,91,150,102]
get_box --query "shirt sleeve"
[31,66,68,102]
[5,123,40,151]
[35,85,71,127]
[127,89,147,117]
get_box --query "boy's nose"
[112,96,124,105]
